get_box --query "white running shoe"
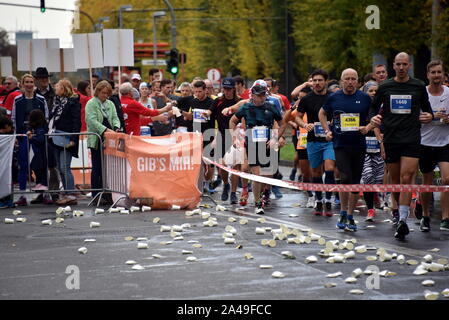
[306,196,315,208]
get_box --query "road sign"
[207,68,221,82]
[142,59,167,66]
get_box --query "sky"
[0,0,77,47]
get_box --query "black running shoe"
[394,220,410,240]
[419,216,430,232]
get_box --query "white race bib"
[366,136,380,153]
[313,122,326,137]
[251,126,269,142]
[193,108,209,123]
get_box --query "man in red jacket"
[119,82,172,136]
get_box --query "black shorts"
[292,133,308,160]
[245,140,277,168]
[419,144,449,174]
[384,142,421,164]
[297,148,308,160]
[334,147,365,193]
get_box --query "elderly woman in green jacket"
[85,80,121,202]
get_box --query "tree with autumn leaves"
[75,0,449,86]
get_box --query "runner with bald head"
[369,52,434,240]
[318,68,372,231]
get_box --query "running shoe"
[221,183,230,201]
[394,220,410,240]
[255,201,264,215]
[440,219,449,231]
[289,168,297,181]
[14,196,28,207]
[345,216,357,232]
[365,209,375,222]
[239,189,248,206]
[314,201,323,216]
[419,216,431,232]
[262,190,271,207]
[392,209,400,227]
[324,201,333,217]
[210,176,222,190]
[306,196,315,208]
[43,194,54,205]
[230,192,238,205]
[337,211,348,230]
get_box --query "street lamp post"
[118,4,132,28]
[95,16,110,32]
[152,11,166,66]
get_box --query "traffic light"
[40,0,46,13]
[166,48,179,75]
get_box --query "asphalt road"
[1,168,449,301]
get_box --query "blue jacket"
[12,92,48,134]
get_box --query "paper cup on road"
[137,242,149,249]
[12,210,22,216]
[305,256,317,264]
[345,277,357,284]
[326,271,343,278]
[84,239,96,243]
[224,237,236,244]
[442,288,449,298]
[255,227,266,235]
[16,217,27,223]
[350,289,364,295]
[120,210,130,215]
[259,265,273,269]
[344,251,356,259]
[5,218,14,224]
[55,217,64,224]
[90,221,100,228]
[172,225,184,232]
[424,290,439,300]
[95,208,104,214]
[351,268,363,278]
[228,217,237,222]
[171,205,181,210]
[216,205,226,211]
[78,247,88,254]
[201,212,211,219]
[132,264,145,270]
[423,254,433,262]
[125,260,137,265]
[109,208,120,213]
[186,256,197,262]
[42,219,52,225]
[422,280,435,287]
[55,207,64,215]
[271,271,285,278]
[397,255,405,264]
[160,226,171,232]
[73,210,84,217]
[225,225,237,234]
[153,217,160,224]
[141,206,152,212]
[130,206,140,212]
[64,206,72,212]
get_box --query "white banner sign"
[17,39,59,71]
[0,136,15,199]
[0,56,12,76]
[47,48,77,73]
[73,33,104,69]
[102,29,134,67]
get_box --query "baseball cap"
[250,79,268,95]
[131,73,141,81]
[222,77,235,88]
[139,82,150,90]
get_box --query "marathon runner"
[295,69,336,216]
[229,82,283,214]
[418,60,449,231]
[370,52,434,240]
[319,68,372,231]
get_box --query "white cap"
[139,82,149,89]
[131,73,141,81]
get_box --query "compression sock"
[324,170,335,201]
[312,176,323,201]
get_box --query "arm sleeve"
[420,86,434,118]
[85,100,106,135]
[131,101,159,117]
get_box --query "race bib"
[193,108,209,123]
[297,132,307,149]
[340,113,360,132]
[390,95,412,114]
[313,122,326,137]
[251,126,269,142]
[366,137,380,153]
